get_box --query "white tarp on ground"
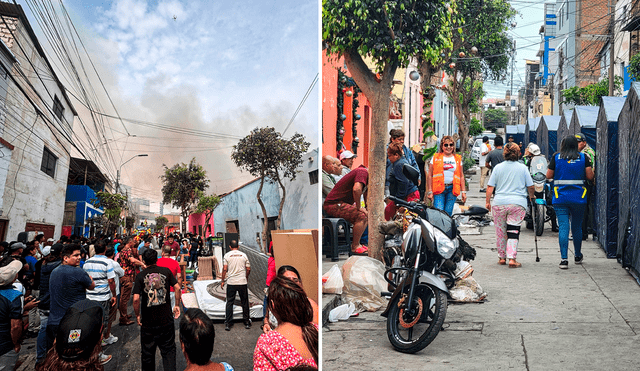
[193,279,263,320]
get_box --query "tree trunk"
[256,175,268,253]
[344,52,398,262]
[275,173,285,231]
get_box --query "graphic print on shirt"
[443,158,456,171]
[143,272,167,307]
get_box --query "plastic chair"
[322,218,351,261]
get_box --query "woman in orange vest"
[426,136,467,215]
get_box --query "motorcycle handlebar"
[387,195,419,211]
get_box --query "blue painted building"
[64,185,104,237]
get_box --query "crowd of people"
[0,232,318,371]
[322,127,596,271]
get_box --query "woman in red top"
[253,277,317,370]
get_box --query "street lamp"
[116,154,148,193]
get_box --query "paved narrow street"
[322,171,640,370]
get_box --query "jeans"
[45,324,59,352]
[434,185,457,216]
[189,249,198,264]
[360,226,369,246]
[555,203,586,260]
[140,323,176,371]
[0,349,18,371]
[225,284,250,325]
[36,310,49,363]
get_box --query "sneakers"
[102,334,118,346]
[559,260,569,269]
[245,320,252,329]
[479,189,486,193]
[225,323,231,331]
[99,353,112,365]
[575,255,583,264]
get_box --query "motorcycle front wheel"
[386,284,447,354]
[535,204,545,236]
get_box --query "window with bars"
[53,95,64,121]
[40,146,57,178]
[309,169,318,185]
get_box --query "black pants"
[225,284,250,325]
[45,324,58,353]
[140,323,176,371]
[582,183,595,238]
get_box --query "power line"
[283,73,317,136]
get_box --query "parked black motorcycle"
[380,164,488,354]
[525,156,557,235]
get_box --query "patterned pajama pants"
[492,204,526,259]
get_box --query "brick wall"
[575,0,609,87]
[0,16,17,48]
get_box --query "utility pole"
[609,0,615,96]
[510,39,516,128]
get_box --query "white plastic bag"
[328,303,356,322]
[341,256,387,312]
[322,264,343,295]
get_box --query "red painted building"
[322,53,372,168]
[188,212,215,237]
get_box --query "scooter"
[380,164,488,354]
[525,156,556,236]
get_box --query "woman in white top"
[485,143,535,268]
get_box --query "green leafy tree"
[93,191,127,236]
[155,216,168,232]
[484,108,509,129]
[469,117,484,137]
[160,158,209,233]
[231,127,310,252]
[324,0,455,259]
[438,0,515,152]
[560,77,623,106]
[629,52,640,81]
[195,194,222,237]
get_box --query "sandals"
[508,259,522,268]
[498,258,506,265]
[352,245,368,255]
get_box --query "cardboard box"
[271,229,319,303]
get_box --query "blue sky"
[21,0,319,199]
[483,1,544,99]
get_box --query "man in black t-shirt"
[133,249,181,371]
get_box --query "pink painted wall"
[187,212,215,237]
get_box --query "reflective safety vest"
[552,152,587,205]
[432,153,462,196]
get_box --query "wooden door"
[25,223,55,240]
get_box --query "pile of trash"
[449,261,487,302]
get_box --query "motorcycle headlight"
[534,184,545,192]
[433,227,456,259]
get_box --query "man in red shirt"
[163,235,180,257]
[156,246,182,309]
[323,165,369,254]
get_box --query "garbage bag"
[322,264,343,295]
[328,303,356,322]
[341,256,387,312]
[449,276,487,302]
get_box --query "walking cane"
[532,199,540,262]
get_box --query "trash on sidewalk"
[322,264,344,295]
[341,256,387,312]
[449,262,487,302]
[328,303,356,322]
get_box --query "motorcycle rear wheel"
[386,284,447,354]
[535,204,545,236]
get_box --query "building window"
[309,169,318,185]
[53,95,64,121]
[41,146,57,178]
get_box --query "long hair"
[277,265,300,279]
[559,135,580,160]
[268,276,318,363]
[37,340,104,371]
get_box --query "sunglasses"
[443,143,454,148]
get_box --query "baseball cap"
[339,150,356,160]
[41,246,51,257]
[0,260,22,286]
[56,299,104,361]
[575,133,586,142]
[10,242,25,251]
[50,243,64,258]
